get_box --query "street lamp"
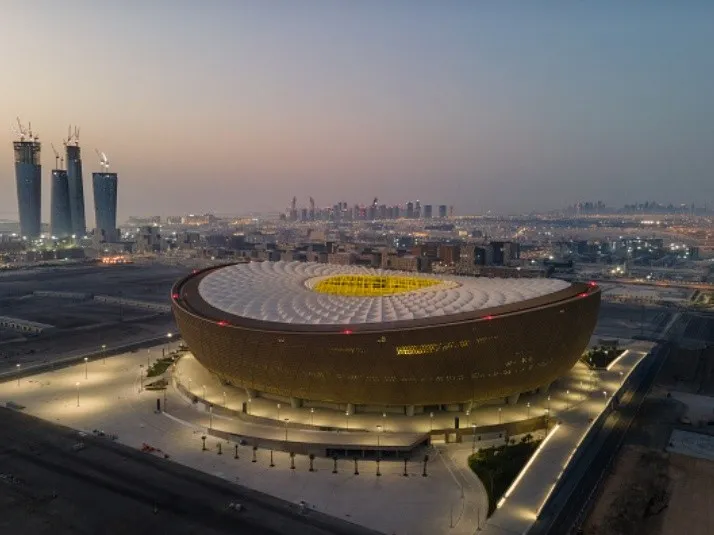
[188,378,193,393]
[84,357,88,380]
[466,409,471,426]
[527,402,531,418]
[382,412,387,432]
[165,332,173,356]
[102,344,107,365]
[619,371,624,383]
[498,407,502,424]
[566,390,570,410]
[247,397,252,415]
[471,423,477,453]
[547,395,551,412]
[147,349,151,369]
[345,410,350,430]
[310,407,315,425]
[284,418,290,442]
[429,411,434,431]
[276,403,281,420]
[16,363,20,387]
[202,384,207,399]
[75,382,80,407]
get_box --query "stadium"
[171,262,601,414]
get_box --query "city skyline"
[2,2,714,223]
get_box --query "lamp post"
[566,390,570,410]
[429,411,434,431]
[619,371,624,384]
[202,384,207,399]
[223,391,227,406]
[382,412,387,432]
[471,423,477,453]
[547,395,551,413]
[75,382,80,407]
[527,402,531,418]
[247,397,252,415]
[310,407,314,425]
[276,403,281,420]
[84,357,88,380]
[498,407,502,424]
[466,409,471,426]
[188,378,193,394]
[377,424,382,455]
[209,404,213,430]
[284,418,290,442]
[16,363,20,387]
[147,349,151,369]
[102,344,107,365]
[165,332,173,356]
[345,410,350,430]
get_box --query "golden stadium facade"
[171,262,600,410]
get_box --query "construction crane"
[309,197,315,210]
[95,149,109,171]
[51,144,61,169]
[373,197,378,207]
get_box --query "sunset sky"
[2,1,714,223]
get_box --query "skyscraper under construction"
[92,153,118,243]
[65,127,86,236]
[13,120,42,238]
[50,168,71,238]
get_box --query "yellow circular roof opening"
[312,274,442,297]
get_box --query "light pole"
[76,382,80,407]
[429,411,434,431]
[147,349,151,369]
[247,397,252,415]
[202,384,207,399]
[276,403,281,420]
[16,363,20,387]
[566,390,570,410]
[527,402,531,418]
[619,371,624,384]
[165,332,173,356]
[209,404,213,429]
[547,395,551,413]
[310,407,314,425]
[345,410,350,430]
[84,357,88,380]
[284,418,290,442]
[188,378,193,393]
[102,344,107,365]
[223,391,227,406]
[466,409,471,426]
[382,412,387,432]
[498,407,502,424]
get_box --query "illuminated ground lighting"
[312,274,442,297]
[497,423,561,509]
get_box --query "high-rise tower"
[50,169,71,238]
[65,126,86,236]
[92,151,118,242]
[13,119,42,238]
[50,144,71,238]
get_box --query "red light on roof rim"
[578,292,588,298]
[342,329,353,335]
[172,293,179,299]
[483,315,494,320]
[218,320,229,327]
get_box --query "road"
[0,407,381,535]
[528,343,670,535]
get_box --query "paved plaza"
[0,340,651,535]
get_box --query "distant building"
[92,172,118,242]
[406,202,414,219]
[13,139,42,238]
[136,225,162,253]
[50,169,72,238]
[65,144,86,236]
[438,205,447,219]
[424,205,433,219]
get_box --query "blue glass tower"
[66,144,86,236]
[50,169,72,238]
[92,172,118,242]
[13,140,42,238]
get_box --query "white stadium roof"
[197,261,572,326]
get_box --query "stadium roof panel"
[196,262,572,326]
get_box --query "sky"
[2,1,714,223]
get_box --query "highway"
[528,342,670,535]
